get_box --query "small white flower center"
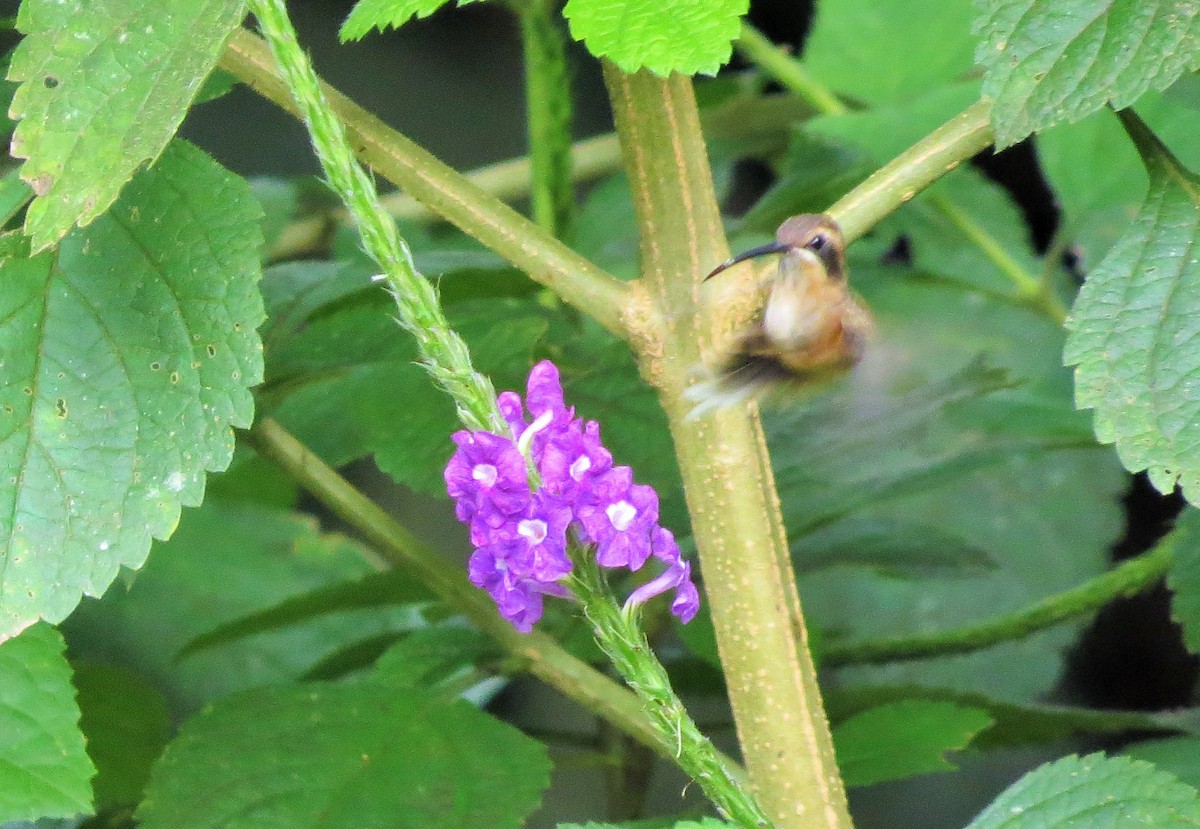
[518,519,548,544]
[606,500,637,532]
[569,455,592,481]
[472,463,498,487]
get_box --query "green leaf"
[369,626,491,688]
[1126,737,1200,790]
[0,140,263,638]
[775,258,1123,700]
[73,663,171,811]
[7,0,249,250]
[340,0,488,41]
[0,624,94,822]
[1064,114,1200,503]
[803,0,976,105]
[833,700,992,788]
[178,569,434,659]
[795,517,995,576]
[1037,86,1200,269]
[562,0,747,76]
[61,500,401,715]
[965,753,1200,828]
[975,0,1200,148]
[137,680,550,829]
[261,261,547,495]
[1166,508,1200,653]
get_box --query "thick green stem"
[824,539,1175,667]
[249,0,503,433]
[605,65,851,829]
[247,418,749,780]
[219,27,630,339]
[518,0,575,241]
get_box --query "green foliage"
[340,0,486,41]
[804,0,976,105]
[1064,113,1200,504]
[964,753,1200,828]
[562,0,747,76]
[0,624,94,823]
[1167,508,1200,653]
[62,499,407,715]
[832,700,993,787]
[7,0,248,250]
[0,140,264,638]
[975,0,1200,148]
[1126,736,1200,790]
[73,663,172,811]
[137,677,551,829]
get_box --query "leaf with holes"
[1065,113,1200,503]
[0,140,263,639]
[0,624,94,823]
[563,0,747,76]
[7,0,248,251]
[975,0,1200,148]
[965,753,1200,828]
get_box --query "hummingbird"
[689,214,873,413]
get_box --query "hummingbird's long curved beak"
[704,241,790,281]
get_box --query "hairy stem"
[220,27,630,339]
[249,0,503,433]
[606,65,851,829]
[248,418,749,780]
[824,538,1175,666]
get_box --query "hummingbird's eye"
[806,234,827,252]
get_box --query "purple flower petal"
[575,467,658,571]
[624,529,701,623]
[445,430,530,526]
[497,391,528,441]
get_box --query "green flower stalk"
[249,0,505,435]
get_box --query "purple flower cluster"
[445,361,700,632]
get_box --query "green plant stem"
[571,561,771,829]
[605,65,851,829]
[517,0,575,241]
[219,27,630,339]
[735,23,846,116]
[249,0,504,434]
[247,418,749,782]
[823,540,1175,667]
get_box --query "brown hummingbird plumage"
[690,214,873,412]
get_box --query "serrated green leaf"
[965,753,1200,828]
[804,0,976,105]
[975,0,1200,148]
[562,0,747,76]
[137,680,550,829]
[179,569,434,659]
[340,0,485,41]
[0,624,94,823]
[1064,115,1200,503]
[1037,88,1200,270]
[0,140,263,638]
[73,663,171,811]
[795,517,995,576]
[833,700,992,788]
[1126,736,1200,790]
[61,500,402,715]
[7,0,248,250]
[1166,508,1200,653]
